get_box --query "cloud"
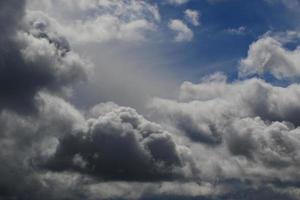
[185,9,201,26]
[0,1,195,193]
[239,36,300,80]
[0,93,87,200]
[168,19,194,42]
[167,0,190,5]
[0,94,196,199]
[150,72,300,187]
[43,103,196,182]
[27,0,161,43]
[0,1,88,114]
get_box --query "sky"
[2,0,300,199]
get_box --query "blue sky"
[146,0,300,81]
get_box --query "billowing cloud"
[43,103,195,182]
[150,72,300,190]
[0,2,195,197]
[0,93,86,200]
[0,0,88,114]
[168,19,194,42]
[239,36,300,80]
[27,0,161,43]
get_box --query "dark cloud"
[0,0,24,37]
[0,2,195,193]
[44,105,194,182]
[170,111,222,145]
[0,94,87,200]
[0,96,196,199]
[0,0,87,114]
[0,1,88,199]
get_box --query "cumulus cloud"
[168,19,194,42]
[0,0,88,114]
[27,0,160,43]
[0,2,195,197]
[43,103,195,182]
[0,94,196,199]
[150,72,300,192]
[239,36,300,80]
[185,9,200,26]
[0,93,87,200]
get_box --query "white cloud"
[185,9,200,26]
[239,36,300,80]
[150,73,300,183]
[27,0,161,43]
[167,0,190,5]
[168,19,194,42]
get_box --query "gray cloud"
[43,103,195,182]
[0,2,194,191]
[0,94,86,200]
[150,72,300,187]
[0,1,195,198]
[0,0,87,114]
[0,93,196,199]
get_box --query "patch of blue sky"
[151,0,300,83]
